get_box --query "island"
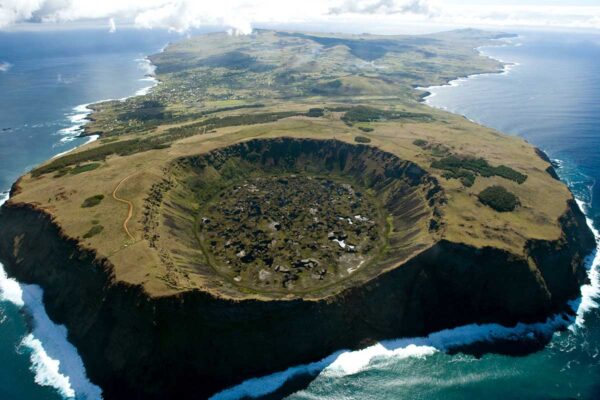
[0,29,594,399]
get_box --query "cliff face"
[0,197,594,400]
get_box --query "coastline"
[417,36,521,115]
[208,34,600,400]
[0,51,163,399]
[0,194,102,399]
[52,54,161,161]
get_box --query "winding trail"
[112,174,136,241]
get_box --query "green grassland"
[9,28,572,299]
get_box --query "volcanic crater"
[153,138,444,297]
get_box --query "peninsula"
[0,29,594,399]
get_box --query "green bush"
[81,194,104,208]
[70,163,101,175]
[83,225,104,238]
[358,126,374,132]
[306,108,324,117]
[413,139,428,147]
[354,136,372,143]
[342,106,432,124]
[478,185,520,212]
[432,155,527,186]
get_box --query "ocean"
[0,28,599,399]
[0,28,176,399]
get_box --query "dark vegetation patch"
[91,99,266,139]
[118,100,171,123]
[358,127,374,132]
[52,163,101,178]
[83,225,104,238]
[81,194,104,208]
[354,136,371,143]
[412,139,449,157]
[432,155,527,187]
[306,108,324,117]
[33,139,169,177]
[160,111,299,143]
[70,163,101,175]
[309,79,343,95]
[478,185,520,212]
[33,111,299,177]
[341,106,433,125]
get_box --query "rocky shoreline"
[0,189,594,399]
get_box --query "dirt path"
[112,174,136,241]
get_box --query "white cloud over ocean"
[0,0,599,33]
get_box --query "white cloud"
[108,16,116,32]
[0,0,598,32]
[0,0,45,27]
[329,0,437,16]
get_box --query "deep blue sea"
[0,28,176,400]
[1,28,600,400]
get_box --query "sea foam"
[0,262,102,399]
[134,57,158,96]
[0,195,102,399]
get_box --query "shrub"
[354,136,372,143]
[342,106,433,124]
[432,155,527,186]
[306,108,324,117]
[71,163,101,175]
[413,139,428,147]
[83,225,104,238]
[81,194,104,208]
[358,126,374,132]
[478,185,520,212]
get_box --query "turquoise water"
[0,29,599,399]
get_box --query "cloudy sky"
[0,0,599,34]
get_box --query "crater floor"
[197,175,384,292]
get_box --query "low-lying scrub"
[81,194,104,208]
[342,106,433,124]
[478,185,520,212]
[83,224,104,238]
[354,135,372,143]
[306,108,324,117]
[432,155,527,186]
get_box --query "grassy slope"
[7,29,572,298]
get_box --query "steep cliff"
[0,196,593,399]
